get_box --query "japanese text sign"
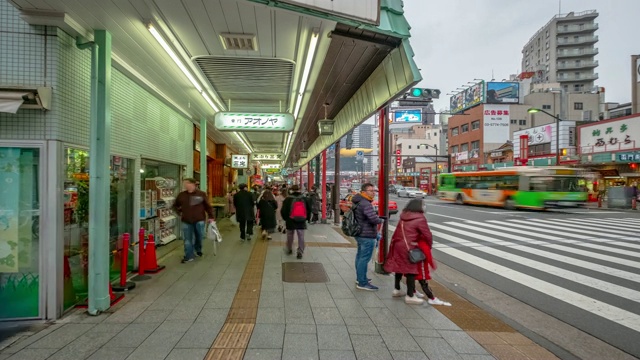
[214,112,294,132]
[579,116,639,154]
[251,153,284,161]
[231,154,249,169]
[483,104,511,144]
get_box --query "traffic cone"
[144,234,166,274]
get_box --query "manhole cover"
[282,262,329,283]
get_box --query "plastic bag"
[208,221,222,243]
[229,214,238,225]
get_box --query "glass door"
[0,147,41,319]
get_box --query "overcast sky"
[403,0,640,111]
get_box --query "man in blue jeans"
[351,183,384,291]
[172,178,215,263]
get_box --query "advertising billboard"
[393,109,422,123]
[486,82,520,104]
[450,81,485,114]
[483,104,511,144]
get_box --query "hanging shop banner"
[261,164,281,170]
[486,82,519,104]
[214,112,294,132]
[231,154,249,169]
[483,104,511,144]
[251,153,284,161]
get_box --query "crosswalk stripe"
[432,230,640,302]
[589,217,640,226]
[575,218,640,230]
[527,219,639,237]
[608,241,640,251]
[486,220,591,239]
[431,224,640,284]
[433,242,640,333]
[462,221,564,241]
[547,218,640,235]
[509,219,632,240]
[432,222,640,270]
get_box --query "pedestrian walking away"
[172,178,215,263]
[274,188,286,233]
[281,184,312,259]
[233,184,256,241]
[384,199,451,306]
[352,183,384,291]
[258,189,278,240]
[308,186,321,224]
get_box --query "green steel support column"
[200,117,207,193]
[88,30,112,315]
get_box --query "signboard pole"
[333,140,341,226]
[376,106,390,274]
[321,150,327,224]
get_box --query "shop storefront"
[0,145,42,320]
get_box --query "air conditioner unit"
[0,86,52,113]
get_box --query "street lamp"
[527,107,563,166]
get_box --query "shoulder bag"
[401,221,426,263]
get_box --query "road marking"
[486,220,592,239]
[577,218,640,230]
[538,218,640,235]
[433,239,640,333]
[425,213,470,221]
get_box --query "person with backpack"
[351,183,384,291]
[281,184,311,259]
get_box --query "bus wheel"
[504,198,516,210]
[455,194,464,205]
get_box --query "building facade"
[521,10,599,93]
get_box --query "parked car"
[397,187,426,198]
[339,194,398,216]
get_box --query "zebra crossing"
[429,217,640,356]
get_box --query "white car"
[397,187,425,198]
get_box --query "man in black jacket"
[233,184,255,241]
[281,185,311,259]
[352,183,383,291]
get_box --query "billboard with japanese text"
[483,104,511,144]
[579,116,640,153]
[486,82,520,104]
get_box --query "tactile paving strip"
[205,237,268,360]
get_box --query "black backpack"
[341,202,361,237]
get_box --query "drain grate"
[282,262,330,283]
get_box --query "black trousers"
[418,280,435,299]
[239,219,254,240]
[395,273,416,297]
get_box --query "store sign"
[450,81,485,113]
[214,112,294,132]
[251,153,284,161]
[231,154,249,169]
[486,82,519,104]
[490,151,503,158]
[618,152,640,161]
[517,124,553,145]
[483,104,510,144]
[396,149,401,167]
[261,164,281,169]
[265,168,280,173]
[579,116,640,153]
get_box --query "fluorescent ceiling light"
[201,92,220,113]
[148,24,202,93]
[293,30,320,120]
[235,132,252,154]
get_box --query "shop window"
[140,159,182,247]
[451,145,458,154]
[471,140,480,150]
[0,147,41,319]
[451,127,459,136]
[461,143,469,152]
[471,120,480,130]
[574,102,584,110]
[461,124,469,133]
[63,148,135,310]
[528,143,551,156]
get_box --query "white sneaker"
[405,295,424,305]
[428,297,452,306]
[415,290,425,298]
[392,289,406,297]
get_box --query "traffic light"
[345,131,353,150]
[408,88,441,99]
[631,163,638,170]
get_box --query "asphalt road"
[386,194,640,358]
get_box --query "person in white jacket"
[274,187,286,233]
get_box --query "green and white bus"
[438,167,589,210]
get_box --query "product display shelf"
[143,177,178,245]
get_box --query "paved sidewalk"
[0,221,557,360]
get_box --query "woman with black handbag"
[257,189,278,240]
[384,199,450,306]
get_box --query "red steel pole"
[299,168,303,187]
[120,233,130,287]
[321,150,327,223]
[376,106,389,273]
[307,162,312,191]
[138,228,145,276]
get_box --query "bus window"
[530,176,585,192]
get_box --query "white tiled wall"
[1,0,193,174]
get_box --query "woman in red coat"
[384,199,451,306]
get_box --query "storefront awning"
[0,92,27,113]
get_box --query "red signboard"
[519,134,529,165]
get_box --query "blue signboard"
[394,109,422,123]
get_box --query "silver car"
[397,187,426,198]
